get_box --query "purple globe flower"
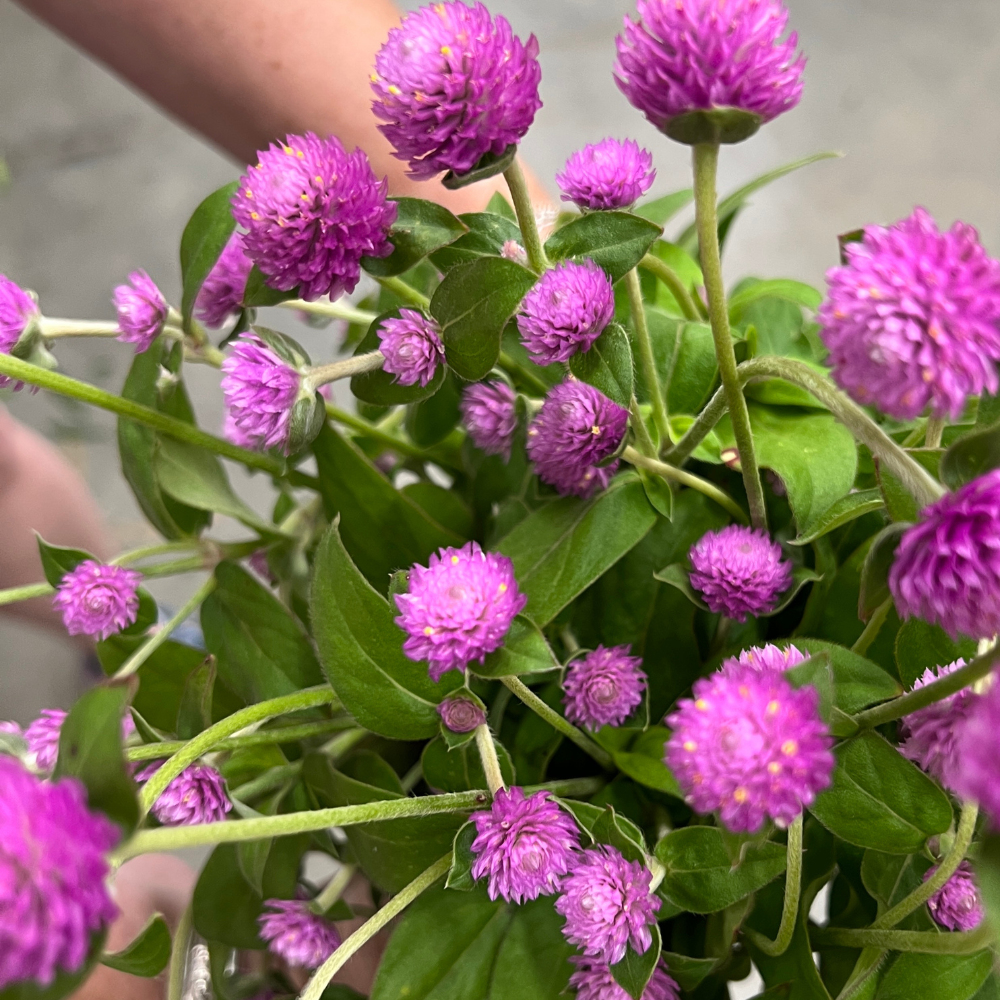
[378,309,445,387]
[666,657,834,832]
[0,275,40,391]
[527,381,629,498]
[556,138,656,212]
[23,709,67,775]
[925,861,983,932]
[137,762,232,826]
[689,525,793,622]
[0,757,119,990]
[555,846,659,965]
[889,471,1000,640]
[232,132,395,302]
[951,681,1000,825]
[461,380,518,460]
[395,542,526,681]
[734,642,808,675]
[569,956,680,1000]
[819,208,1000,421]
[470,787,580,904]
[563,645,647,731]
[614,0,805,137]
[113,270,168,353]
[196,234,253,328]
[259,899,341,969]
[437,696,487,734]
[53,561,142,641]
[518,260,615,365]
[221,334,301,453]
[371,2,542,180]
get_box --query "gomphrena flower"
[614,0,805,139]
[460,380,518,460]
[396,542,526,680]
[378,309,445,387]
[689,525,793,621]
[221,334,301,452]
[889,471,1000,640]
[819,208,1000,421]
[527,381,629,498]
[23,709,67,774]
[563,645,647,731]
[437,696,486,734]
[665,656,834,832]
[259,899,341,969]
[113,270,168,353]
[951,681,1000,825]
[53,560,142,641]
[137,762,232,826]
[569,956,680,1000]
[924,861,984,932]
[556,138,656,212]
[734,642,808,675]
[555,846,659,965]
[0,757,119,990]
[195,234,253,328]
[0,275,40,389]
[470,787,580,904]
[232,132,395,302]
[371,2,542,180]
[518,260,615,365]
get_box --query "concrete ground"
[1,0,998,723]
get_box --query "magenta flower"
[137,762,232,826]
[461,381,518,460]
[232,132,395,302]
[113,270,168,353]
[518,260,615,365]
[569,956,680,1000]
[689,525,793,621]
[470,787,580,904]
[395,542,526,681]
[53,561,142,641]
[734,643,808,675]
[666,656,834,832]
[563,645,647,731]
[819,208,1000,421]
[0,757,119,990]
[614,0,805,136]
[259,899,341,969]
[378,308,445,387]
[556,138,656,212]
[23,709,67,774]
[555,846,659,965]
[0,275,39,360]
[371,2,542,180]
[951,681,1000,825]
[527,381,629,498]
[925,861,983,932]
[889,471,1000,640]
[436,696,486,734]
[196,233,253,328]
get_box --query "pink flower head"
[527,381,629,498]
[470,787,580,903]
[563,645,647,731]
[0,274,39,389]
[518,260,615,365]
[378,308,445,387]
[924,861,984,932]
[0,757,119,989]
[614,0,805,134]
[569,956,680,1000]
[689,525,793,621]
[232,132,395,302]
[555,846,659,965]
[23,709,67,774]
[113,270,168,353]
[890,471,1000,640]
[733,643,808,675]
[951,681,1000,825]
[556,138,656,212]
[137,762,232,826]
[819,208,1000,421]
[259,899,341,969]
[53,561,141,641]
[666,658,834,832]
[461,380,518,460]
[195,233,253,328]
[371,2,542,180]
[436,696,486,734]
[395,542,526,681]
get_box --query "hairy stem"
[851,597,893,656]
[813,924,993,956]
[638,254,701,321]
[498,350,550,395]
[40,319,121,339]
[112,540,202,566]
[925,416,946,449]
[744,814,803,957]
[373,275,431,309]
[475,724,507,796]
[626,268,672,450]
[0,581,54,606]
[166,903,193,1000]
[312,863,356,915]
[663,382,728,466]
[282,299,378,327]
[504,158,549,274]
[307,351,384,388]
[325,402,449,464]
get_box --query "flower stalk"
[475,724,507,796]
[373,275,431,309]
[744,814,802,957]
[305,350,385,389]
[638,253,703,321]
[282,299,378,327]
[625,268,672,450]
[504,158,549,274]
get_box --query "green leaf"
[446,820,478,890]
[607,726,683,797]
[635,189,694,227]
[976,834,1000,933]
[858,523,908,621]
[809,731,954,853]
[545,211,663,283]
[644,312,717,415]
[637,466,674,520]
[403,481,473,540]
[498,474,657,625]
[35,536,92,587]
[175,655,216,738]
[430,211,522,271]
[486,191,517,221]
[476,615,559,678]
[180,181,238,328]
[660,953,719,992]
[642,244,704,317]
[242,264,298,307]
[894,619,978,689]
[362,197,467,277]
[655,826,787,914]
[788,639,901,713]
[940,423,1000,490]
[569,322,635,408]
[100,914,171,977]
[310,521,457,740]
[406,369,463,447]
[874,953,993,1000]
[421,735,515,793]
[442,144,518,189]
[652,562,708,610]
[876,462,919,523]
[792,489,885,545]
[728,280,822,324]
[591,805,649,863]
[611,924,662,1000]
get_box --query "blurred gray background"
[1,0,998,722]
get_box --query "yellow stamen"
[782,739,798,756]
[768,762,781,774]
[766,700,780,715]
[695,699,708,711]
[498,583,508,593]
[683,740,697,752]
[451,555,460,565]
[734,787,748,803]
[424,627,434,636]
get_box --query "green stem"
[166,903,193,1000]
[812,924,993,956]
[373,275,431,309]
[626,268,672,450]
[498,350,550,395]
[112,540,202,566]
[230,762,301,802]
[851,597,892,656]
[306,351,384,388]
[629,397,657,458]
[40,319,121,339]
[925,416,946,449]
[324,402,437,463]
[312,863,356,915]
[299,855,451,1000]
[744,815,802,957]
[475,724,506,796]
[126,720,352,760]
[0,581,53,605]
[504,158,549,274]
[282,299,378,327]
[323,727,368,760]
[693,143,767,530]
[663,382,728,466]
[501,676,614,770]
[135,554,213,579]
[638,254,701,321]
